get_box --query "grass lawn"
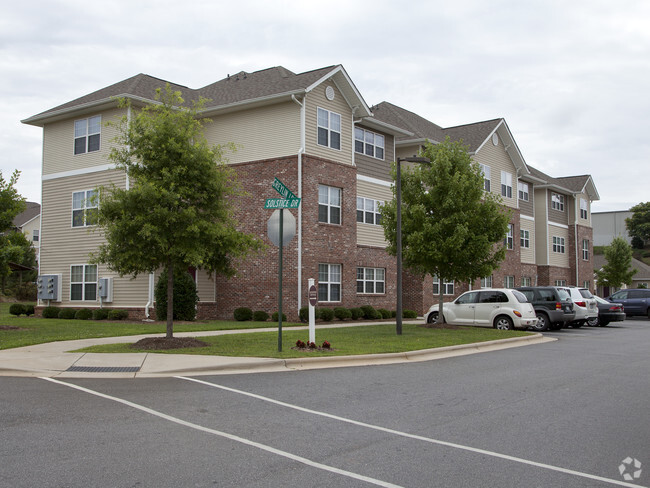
[75,323,533,359]
[0,302,302,350]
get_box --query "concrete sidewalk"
[0,322,555,378]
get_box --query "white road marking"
[39,377,403,488]
[177,376,648,488]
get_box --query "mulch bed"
[0,325,22,330]
[130,337,209,350]
[418,322,464,330]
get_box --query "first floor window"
[505,224,514,249]
[504,275,515,289]
[518,181,529,201]
[552,236,565,253]
[357,267,385,294]
[555,280,567,286]
[317,107,341,150]
[319,185,341,224]
[74,115,101,155]
[433,276,454,295]
[318,264,341,302]
[583,281,590,290]
[72,189,98,227]
[521,276,532,286]
[71,264,97,301]
[520,229,530,248]
[501,171,512,198]
[582,239,589,260]
[357,197,383,225]
[481,276,493,288]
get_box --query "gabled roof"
[23,65,372,126]
[528,166,600,201]
[594,255,650,280]
[12,202,40,228]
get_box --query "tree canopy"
[0,170,25,233]
[94,85,262,337]
[626,202,650,246]
[381,138,511,321]
[595,236,636,289]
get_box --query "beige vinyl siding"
[40,169,150,307]
[534,188,549,264]
[305,83,353,165]
[355,128,394,181]
[203,101,301,164]
[518,183,534,217]
[42,107,125,176]
[548,225,569,268]
[520,217,535,264]
[357,179,392,247]
[473,135,517,209]
[548,191,569,225]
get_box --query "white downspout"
[292,95,305,311]
[574,195,579,286]
[144,272,155,320]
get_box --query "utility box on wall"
[98,277,113,303]
[37,274,62,301]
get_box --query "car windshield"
[511,290,529,303]
[579,289,594,298]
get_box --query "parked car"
[516,286,575,331]
[606,288,650,319]
[424,288,538,330]
[587,296,626,327]
[558,286,598,327]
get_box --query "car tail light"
[610,305,623,311]
[555,302,562,310]
[575,301,586,307]
[513,310,522,317]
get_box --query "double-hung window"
[433,276,454,295]
[552,236,565,253]
[479,164,491,192]
[354,128,385,159]
[504,276,515,288]
[580,198,588,219]
[72,190,98,227]
[357,267,385,294]
[70,264,97,301]
[551,193,565,211]
[356,197,382,225]
[74,116,101,155]
[317,108,341,150]
[582,239,589,260]
[32,230,39,242]
[505,224,514,249]
[521,276,532,286]
[318,185,341,224]
[501,171,512,198]
[318,264,341,302]
[518,182,529,201]
[481,276,493,288]
[520,229,530,248]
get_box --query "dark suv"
[516,286,575,331]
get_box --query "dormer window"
[74,116,101,155]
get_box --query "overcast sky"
[2,0,648,212]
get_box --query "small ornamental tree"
[94,85,262,338]
[595,236,637,289]
[381,138,511,323]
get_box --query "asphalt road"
[1,319,649,488]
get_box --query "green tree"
[0,170,25,232]
[94,85,262,338]
[0,170,29,294]
[595,236,636,289]
[381,138,511,322]
[626,202,650,245]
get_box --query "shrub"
[233,307,253,321]
[377,308,391,319]
[391,310,397,318]
[271,311,287,322]
[107,309,129,320]
[403,309,418,319]
[299,306,309,322]
[319,307,335,321]
[360,305,380,320]
[334,307,352,320]
[75,309,93,320]
[15,283,37,301]
[58,308,78,320]
[42,306,60,319]
[9,304,26,316]
[350,307,363,320]
[155,268,198,321]
[296,339,306,348]
[322,340,331,349]
[92,309,109,320]
[24,305,35,316]
[253,310,269,322]
[308,341,317,349]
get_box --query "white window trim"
[70,264,98,301]
[520,229,530,248]
[481,276,493,288]
[357,267,386,295]
[318,263,341,302]
[74,115,101,155]
[580,198,588,219]
[504,275,515,289]
[582,239,589,260]
[505,224,514,250]
[72,189,99,228]
[552,236,566,253]
[518,181,529,201]
[318,185,341,225]
[433,276,454,295]
[357,197,383,226]
[501,171,512,198]
[551,192,565,212]
[317,107,341,151]
[355,127,385,160]
[479,164,491,192]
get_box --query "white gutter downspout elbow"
[144,273,155,319]
[292,95,306,311]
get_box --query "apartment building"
[22,64,598,319]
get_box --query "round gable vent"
[325,86,335,101]
[492,133,499,146]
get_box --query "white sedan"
[425,288,538,330]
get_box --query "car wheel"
[550,321,563,330]
[532,312,549,331]
[494,316,514,330]
[427,312,438,324]
[586,317,599,327]
[572,321,584,328]
[599,319,609,327]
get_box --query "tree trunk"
[438,283,446,324]
[166,261,174,339]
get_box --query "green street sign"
[264,197,301,209]
[271,177,297,200]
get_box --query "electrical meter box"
[37,274,62,301]
[98,277,114,302]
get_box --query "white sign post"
[308,278,317,343]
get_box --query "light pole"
[396,156,430,335]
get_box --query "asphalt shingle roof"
[12,201,40,228]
